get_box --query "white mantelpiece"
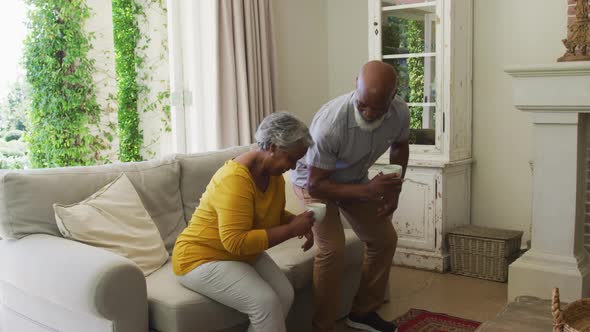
[506,63,590,303]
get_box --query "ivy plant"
[23,0,171,167]
[135,0,171,158]
[112,0,143,162]
[23,0,106,168]
[407,20,425,129]
[383,17,425,129]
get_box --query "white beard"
[354,105,386,132]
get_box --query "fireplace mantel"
[506,62,590,302]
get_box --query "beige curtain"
[216,0,277,148]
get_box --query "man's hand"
[366,172,404,201]
[308,166,399,202]
[377,191,400,217]
[300,230,314,251]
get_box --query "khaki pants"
[293,186,398,332]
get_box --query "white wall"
[275,0,570,245]
[273,0,367,125]
[86,0,118,162]
[273,0,329,125]
[471,0,567,245]
[326,0,368,98]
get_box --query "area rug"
[393,309,481,332]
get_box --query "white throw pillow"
[53,173,169,276]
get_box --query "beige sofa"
[0,145,365,332]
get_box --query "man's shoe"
[345,311,398,332]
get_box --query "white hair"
[255,112,313,151]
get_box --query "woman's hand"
[289,211,315,237]
[300,230,314,251]
[267,211,314,249]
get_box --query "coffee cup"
[305,202,326,223]
[382,164,403,177]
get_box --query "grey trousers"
[178,252,294,332]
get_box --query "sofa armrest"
[0,234,148,332]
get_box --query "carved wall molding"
[559,0,590,62]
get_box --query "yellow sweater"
[172,160,294,275]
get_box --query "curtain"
[168,0,277,152]
[216,0,277,148]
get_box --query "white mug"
[381,164,403,177]
[305,202,327,223]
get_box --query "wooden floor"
[336,265,508,331]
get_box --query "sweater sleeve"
[278,176,295,225]
[214,174,269,256]
[281,210,296,225]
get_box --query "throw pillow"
[53,173,169,276]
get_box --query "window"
[371,0,472,161]
[0,0,29,169]
[372,0,439,146]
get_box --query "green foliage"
[112,0,171,159]
[112,0,142,162]
[383,17,425,129]
[0,78,29,164]
[157,90,171,132]
[0,141,28,169]
[5,130,23,142]
[0,155,29,169]
[407,20,425,129]
[0,78,30,134]
[23,0,106,168]
[135,0,171,158]
[383,17,409,102]
[20,0,169,167]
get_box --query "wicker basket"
[447,225,523,282]
[552,288,590,332]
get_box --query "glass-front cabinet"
[380,1,438,147]
[369,0,473,271]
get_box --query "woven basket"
[552,288,590,332]
[447,225,522,282]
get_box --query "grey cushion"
[0,159,185,253]
[146,262,248,332]
[146,229,363,332]
[171,145,254,222]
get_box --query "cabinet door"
[370,166,437,251]
[369,0,473,162]
[369,0,441,153]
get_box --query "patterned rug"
[393,309,481,332]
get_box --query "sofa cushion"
[54,173,169,276]
[146,261,248,332]
[267,229,364,289]
[172,145,254,222]
[146,229,362,332]
[0,159,185,253]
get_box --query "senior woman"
[172,112,315,332]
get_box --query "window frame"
[369,0,444,155]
